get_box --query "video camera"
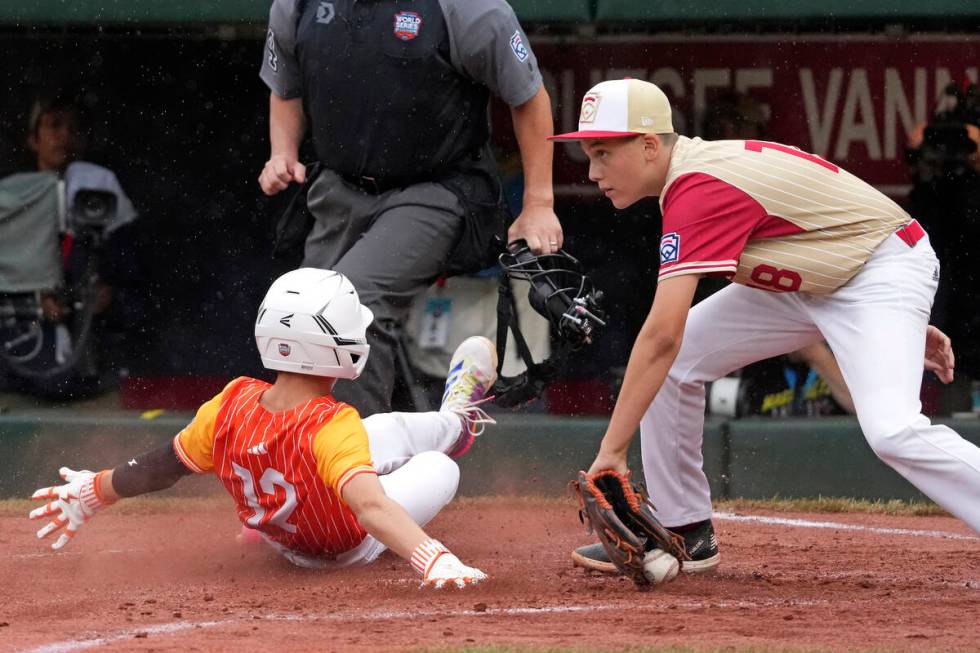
[71,189,117,233]
[0,185,117,383]
[909,82,980,184]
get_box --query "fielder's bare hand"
[29,467,114,550]
[258,154,306,196]
[587,448,630,476]
[508,203,563,255]
[924,325,955,384]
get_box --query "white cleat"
[440,336,498,458]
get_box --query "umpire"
[258,0,560,415]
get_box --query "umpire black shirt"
[261,0,543,180]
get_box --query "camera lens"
[81,195,108,221]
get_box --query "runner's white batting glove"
[29,467,115,550]
[411,539,487,589]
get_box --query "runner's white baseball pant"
[265,411,464,568]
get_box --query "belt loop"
[896,219,925,248]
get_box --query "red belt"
[896,219,925,247]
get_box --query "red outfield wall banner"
[512,35,980,195]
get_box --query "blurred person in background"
[0,93,141,400]
[906,81,980,398]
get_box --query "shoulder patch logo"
[579,92,600,124]
[660,232,681,264]
[316,1,335,25]
[266,29,278,73]
[393,11,422,41]
[510,30,529,62]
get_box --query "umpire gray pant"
[302,169,463,415]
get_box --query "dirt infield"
[2,496,978,653]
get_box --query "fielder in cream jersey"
[552,78,979,576]
[659,137,913,293]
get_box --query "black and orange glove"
[571,470,689,588]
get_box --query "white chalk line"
[10,548,148,560]
[15,513,978,652]
[713,511,980,541]
[18,620,231,653]
[16,598,829,653]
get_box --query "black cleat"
[675,519,720,573]
[571,519,720,574]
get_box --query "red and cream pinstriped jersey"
[173,377,375,557]
[657,137,913,294]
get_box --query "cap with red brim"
[548,130,641,141]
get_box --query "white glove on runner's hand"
[424,553,488,589]
[29,467,113,550]
[411,539,487,589]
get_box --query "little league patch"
[510,30,529,62]
[393,11,422,41]
[579,92,600,123]
[660,232,681,264]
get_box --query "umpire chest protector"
[294,0,490,179]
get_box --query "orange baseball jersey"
[173,377,376,557]
[658,137,919,294]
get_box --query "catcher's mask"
[491,240,606,407]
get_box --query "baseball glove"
[571,470,689,587]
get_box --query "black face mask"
[491,240,606,408]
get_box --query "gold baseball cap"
[550,79,674,141]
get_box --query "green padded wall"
[508,0,593,21]
[0,1,592,25]
[0,0,268,24]
[0,412,727,498]
[595,0,980,20]
[3,410,978,501]
[727,417,980,501]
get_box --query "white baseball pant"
[641,232,980,534]
[266,411,464,568]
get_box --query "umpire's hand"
[508,203,563,255]
[259,154,306,196]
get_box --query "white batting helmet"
[254,268,373,379]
